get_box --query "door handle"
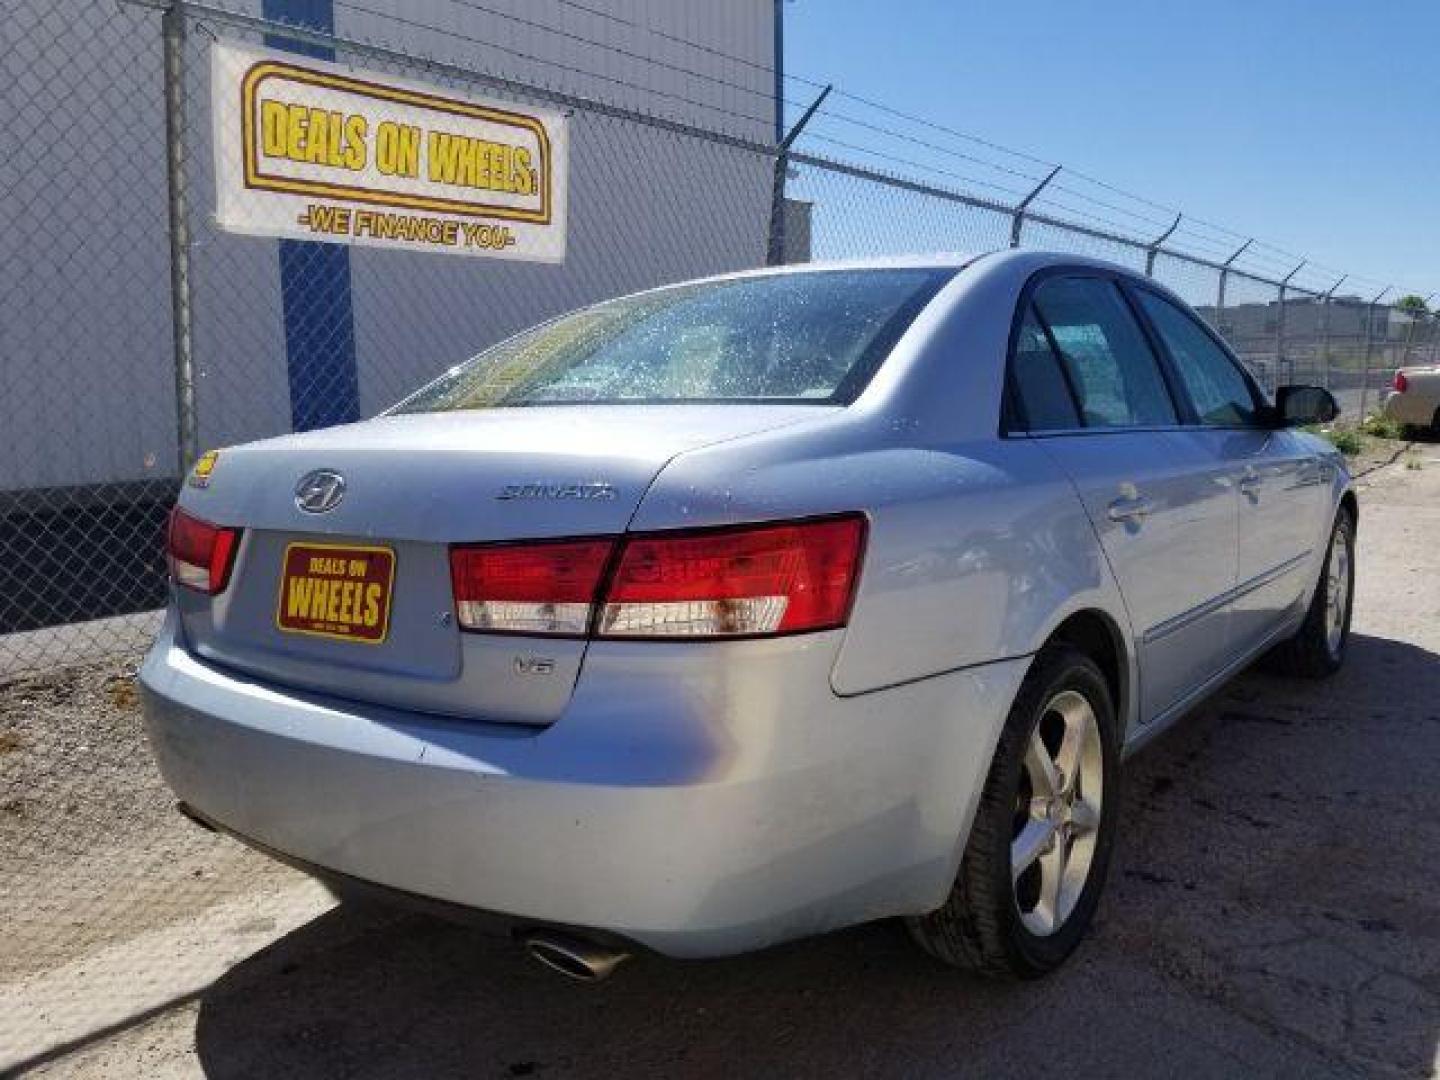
[1107,496,1155,523]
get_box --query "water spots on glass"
[391,269,954,413]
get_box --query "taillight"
[450,538,613,635]
[1394,370,1409,393]
[448,515,867,639]
[167,507,240,595]
[600,516,866,638]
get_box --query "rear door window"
[1031,276,1178,428]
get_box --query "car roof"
[669,248,1151,287]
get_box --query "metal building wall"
[2,0,777,491]
[3,0,181,494]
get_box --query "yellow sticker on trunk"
[189,450,220,489]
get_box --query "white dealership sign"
[212,43,568,262]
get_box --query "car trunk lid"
[175,404,825,724]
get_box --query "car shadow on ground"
[190,632,1440,1080]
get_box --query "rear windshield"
[391,268,955,412]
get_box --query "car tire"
[907,645,1120,978]
[1263,507,1355,679]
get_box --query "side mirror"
[1273,384,1340,427]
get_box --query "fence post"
[1275,260,1305,389]
[1395,292,1437,370]
[162,2,200,475]
[1399,308,1418,369]
[766,84,830,266]
[1214,238,1252,352]
[1144,214,1181,277]
[1318,275,1345,398]
[1009,165,1060,249]
[1358,286,1389,421]
[1426,294,1439,365]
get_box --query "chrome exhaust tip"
[524,931,630,983]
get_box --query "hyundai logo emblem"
[295,469,346,514]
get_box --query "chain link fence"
[6,0,1440,1063]
[5,0,1439,677]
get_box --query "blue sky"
[784,0,1439,296]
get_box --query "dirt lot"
[4,447,1439,1079]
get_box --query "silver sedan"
[141,250,1355,980]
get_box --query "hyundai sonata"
[142,250,1354,980]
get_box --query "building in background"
[1200,296,1392,342]
[2,0,780,633]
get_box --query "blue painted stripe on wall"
[263,0,360,432]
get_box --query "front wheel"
[907,646,1120,978]
[1264,507,1355,678]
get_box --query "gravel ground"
[0,665,300,987]
[5,446,1439,1079]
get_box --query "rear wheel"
[907,646,1119,978]
[1264,507,1355,678]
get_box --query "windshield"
[392,267,955,412]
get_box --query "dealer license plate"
[276,542,396,644]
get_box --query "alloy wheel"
[1011,689,1104,936]
[1325,522,1352,658]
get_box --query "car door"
[1007,271,1239,724]
[1127,284,1328,658]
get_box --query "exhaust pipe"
[524,931,630,983]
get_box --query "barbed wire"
[314,0,1429,294]
[328,0,782,133]
[140,0,1440,296]
[803,110,1048,186]
[535,0,1392,283]
[799,132,1033,203]
[343,0,1243,259]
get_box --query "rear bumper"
[140,609,1027,958]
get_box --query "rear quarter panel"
[635,426,1129,695]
